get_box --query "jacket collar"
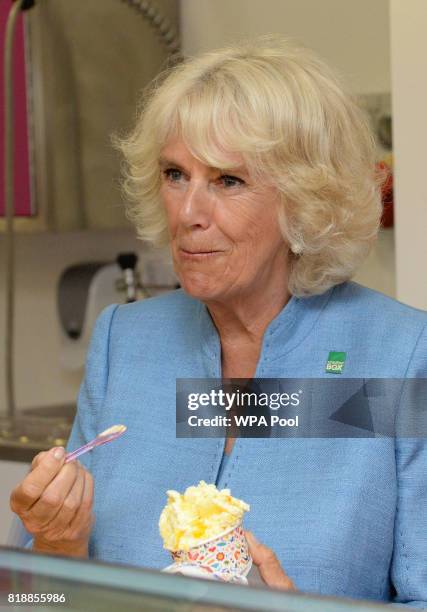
[196,285,336,378]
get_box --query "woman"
[11,35,427,606]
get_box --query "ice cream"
[159,480,250,552]
[99,424,127,437]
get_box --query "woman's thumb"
[245,531,295,590]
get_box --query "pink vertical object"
[0,0,34,217]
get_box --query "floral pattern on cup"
[170,521,252,582]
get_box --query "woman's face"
[159,137,288,302]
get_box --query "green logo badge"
[325,351,346,374]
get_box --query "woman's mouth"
[179,248,224,260]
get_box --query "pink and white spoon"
[64,424,127,464]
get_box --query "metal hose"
[3,0,26,418]
[120,0,181,56]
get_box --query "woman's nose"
[177,181,213,229]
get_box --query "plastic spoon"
[64,424,127,464]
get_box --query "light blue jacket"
[19,282,427,607]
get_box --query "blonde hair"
[115,34,383,296]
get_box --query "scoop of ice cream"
[159,480,250,552]
[99,424,126,437]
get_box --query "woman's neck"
[208,290,290,343]
[205,283,291,378]
[206,281,291,452]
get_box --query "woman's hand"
[10,447,94,558]
[245,531,296,591]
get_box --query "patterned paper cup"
[165,521,252,583]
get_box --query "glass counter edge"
[0,547,399,612]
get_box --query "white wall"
[0,230,150,412]
[0,229,177,413]
[180,0,391,94]
[390,0,427,310]
[0,460,29,545]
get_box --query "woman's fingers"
[37,463,86,542]
[10,447,94,557]
[245,531,296,591]
[10,447,66,513]
[22,460,80,531]
[31,451,47,470]
[65,469,94,541]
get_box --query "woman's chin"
[178,275,223,301]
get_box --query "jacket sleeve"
[65,303,119,558]
[390,322,427,609]
[9,304,119,551]
[66,303,119,472]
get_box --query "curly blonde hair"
[114,34,383,297]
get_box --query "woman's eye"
[163,168,183,182]
[220,175,245,188]
[162,168,244,188]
